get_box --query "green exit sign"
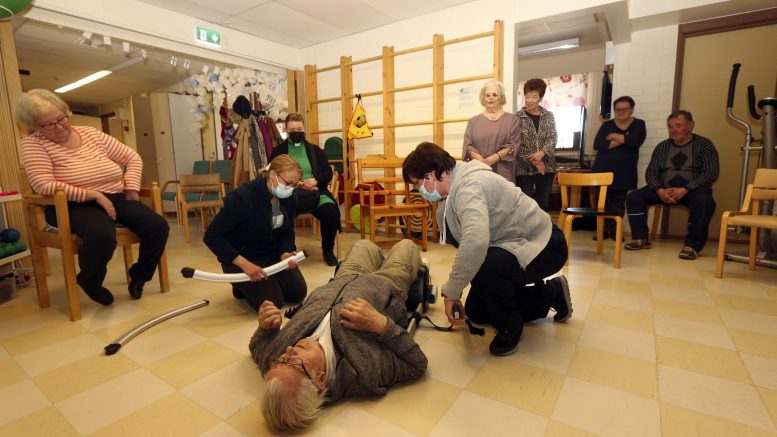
[196,26,221,47]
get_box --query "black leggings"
[45,194,169,292]
[465,225,568,333]
[222,260,307,310]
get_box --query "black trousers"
[516,173,555,211]
[465,225,568,334]
[310,202,340,253]
[626,186,716,251]
[45,193,170,292]
[603,188,628,235]
[222,260,307,311]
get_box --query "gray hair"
[262,375,325,431]
[479,80,506,107]
[16,89,71,132]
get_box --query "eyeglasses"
[273,357,315,383]
[485,93,501,98]
[275,172,298,187]
[412,173,432,191]
[38,114,69,130]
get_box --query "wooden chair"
[356,155,428,251]
[177,173,224,243]
[716,168,777,278]
[18,169,170,321]
[556,172,622,268]
[648,203,689,241]
[161,160,212,223]
[297,166,342,259]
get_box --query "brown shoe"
[623,239,652,250]
[678,246,698,260]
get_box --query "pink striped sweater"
[21,126,143,202]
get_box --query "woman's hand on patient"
[340,298,388,335]
[258,300,282,330]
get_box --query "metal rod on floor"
[104,299,209,355]
[724,253,777,270]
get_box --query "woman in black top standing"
[204,155,307,311]
[591,96,647,239]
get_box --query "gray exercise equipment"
[725,63,777,267]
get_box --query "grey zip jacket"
[439,160,552,300]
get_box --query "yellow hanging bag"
[348,95,373,139]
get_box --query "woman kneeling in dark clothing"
[204,155,307,311]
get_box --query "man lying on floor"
[248,239,429,431]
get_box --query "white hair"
[479,80,507,107]
[262,375,325,431]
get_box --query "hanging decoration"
[348,95,373,139]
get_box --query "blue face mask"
[272,173,294,199]
[419,178,442,202]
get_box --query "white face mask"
[272,173,294,199]
[419,178,442,202]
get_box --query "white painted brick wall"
[612,25,679,188]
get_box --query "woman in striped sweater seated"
[17,89,169,306]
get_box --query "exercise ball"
[349,205,369,233]
[0,228,20,243]
[0,245,8,258]
[0,0,34,19]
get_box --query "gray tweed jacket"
[248,274,428,401]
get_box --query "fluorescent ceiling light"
[518,38,580,57]
[55,70,112,93]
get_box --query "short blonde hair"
[262,375,325,431]
[479,80,506,107]
[259,154,303,178]
[16,89,71,132]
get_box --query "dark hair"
[667,110,693,123]
[523,78,547,98]
[613,96,635,108]
[285,112,305,126]
[402,142,456,183]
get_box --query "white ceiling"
[13,19,235,110]
[135,0,475,49]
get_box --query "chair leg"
[42,248,51,276]
[61,247,81,321]
[122,244,133,284]
[334,232,341,259]
[563,217,573,266]
[420,210,428,252]
[158,250,170,293]
[182,205,190,243]
[370,214,377,244]
[715,219,729,278]
[749,226,758,270]
[595,217,604,255]
[29,244,50,309]
[359,209,366,240]
[613,217,622,268]
[649,205,662,241]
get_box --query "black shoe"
[85,286,114,306]
[489,329,521,356]
[232,287,245,300]
[549,276,572,322]
[323,251,338,267]
[128,277,145,300]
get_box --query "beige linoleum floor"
[1,217,777,436]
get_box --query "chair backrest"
[193,160,212,175]
[744,168,777,213]
[324,137,344,174]
[557,172,614,211]
[356,155,412,205]
[179,174,224,207]
[211,160,233,193]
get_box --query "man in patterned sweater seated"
[248,239,428,432]
[623,110,720,260]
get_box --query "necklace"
[483,111,503,121]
